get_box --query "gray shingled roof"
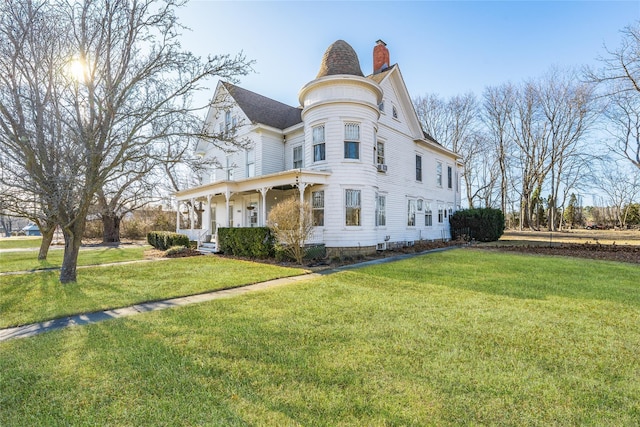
[316,40,364,78]
[222,82,302,130]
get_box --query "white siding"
[259,131,285,175]
[188,63,462,250]
[283,130,305,170]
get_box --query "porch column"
[297,182,308,231]
[204,195,211,234]
[190,198,195,232]
[259,187,270,226]
[175,200,181,232]
[297,182,308,206]
[224,189,232,227]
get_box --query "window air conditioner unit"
[377,164,387,172]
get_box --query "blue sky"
[177,1,639,107]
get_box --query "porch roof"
[174,169,331,201]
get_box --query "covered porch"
[174,169,330,249]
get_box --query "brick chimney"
[373,39,390,74]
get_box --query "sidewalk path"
[0,273,322,342]
[0,246,457,342]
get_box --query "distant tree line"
[413,21,640,232]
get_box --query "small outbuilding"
[21,224,41,236]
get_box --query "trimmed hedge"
[217,227,274,258]
[450,208,505,242]
[147,231,190,250]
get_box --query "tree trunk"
[60,224,84,284]
[102,213,121,243]
[38,226,55,260]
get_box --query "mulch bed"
[478,243,640,264]
[144,240,639,267]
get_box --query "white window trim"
[375,193,386,227]
[312,190,324,227]
[345,188,362,227]
[293,145,303,169]
[312,124,326,163]
[344,122,360,160]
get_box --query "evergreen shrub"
[217,227,274,258]
[450,208,505,242]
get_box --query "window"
[425,202,433,226]
[312,191,324,226]
[345,189,361,226]
[416,155,422,181]
[448,205,453,218]
[378,101,385,112]
[313,125,325,162]
[246,149,255,178]
[392,105,398,119]
[438,204,444,223]
[225,111,231,136]
[436,162,443,187]
[344,123,360,159]
[226,155,234,180]
[417,199,423,211]
[447,166,453,189]
[407,199,416,226]
[376,140,385,165]
[293,145,303,169]
[376,194,386,226]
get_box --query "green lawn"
[0,256,305,328]
[0,237,42,249]
[1,249,639,425]
[0,246,149,273]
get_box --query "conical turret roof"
[316,40,364,78]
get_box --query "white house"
[175,40,462,255]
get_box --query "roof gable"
[367,65,437,143]
[221,82,302,130]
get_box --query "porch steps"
[198,242,218,254]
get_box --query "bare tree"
[483,84,516,215]
[507,82,551,230]
[535,68,597,230]
[267,198,314,265]
[414,92,487,207]
[604,88,640,169]
[0,0,252,282]
[596,161,640,228]
[587,21,640,169]
[0,0,67,259]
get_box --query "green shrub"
[218,227,274,258]
[450,208,505,242]
[147,231,190,250]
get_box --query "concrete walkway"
[0,246,457,342]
